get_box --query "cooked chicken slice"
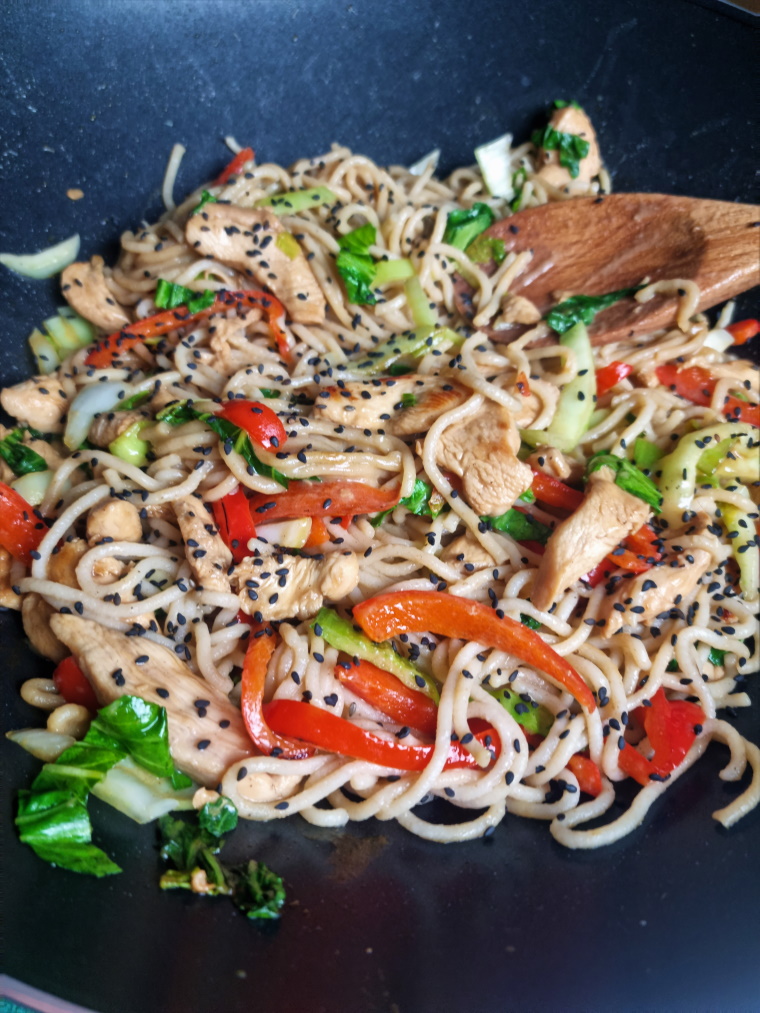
[492,293,542,328]
[315,375,463,432]
[512,379,560,429]
[49,615,252,788]
[392,382,469,437]
[48,538,89,588]
[86,499,143,545]
[0,375,68,433]
[173,494,233,593]
[61,257,130,332]
[22,592,68,662]
[535,104,601,194]
[88,409,149,449]
[234,551,360,622]
[441,532,496,572]
[185,203,325,324]
[436,400,532,516]
[527,447,584,484]
[234,770,303,804]
[599,545,716,637]
[531,467,651,611]
[0,547,21,610]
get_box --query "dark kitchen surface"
[2,2,758,1012]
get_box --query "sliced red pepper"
[248,481,401,523]
[211,487,257,564]
[240,630,314,759]
[335,659,438,738]
[567,754,603,797]
[656,363,759,428]
[264,698,498,771]
[529,468,585,512]
[85,289,288,368]
[0,482,46,565]
[516,372,532,396]
[595,360,633,396]
[726,318,760,345]
[353,590,596,712]
[584,523,662,586]
[214,146,255,186]
[618,688,704,787]
[52,655,99,712]
[215,400,287,451]
[304,517,330,548]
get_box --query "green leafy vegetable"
[157,401,288,488]
[258,388,281,399]
[400,392,417,407]
[109,420,152,468]
[159,808,286,920]
[255,185,337,215]
[442,202,495,251]
[544,287,643,335]
[336,224,378,305]
[352,326,462,376]
[510,167,528,212]
[553,99,581,110]
[707,647,726,667]
[0,428,48,476]
[373,258,414,286]
[190,189,218,216]
[115,389,152,411]
[16,790,121,877]
[465,234,507,266]
[483,508,553,544]
[531,124,589,180]
[154,278,215,314]
[633,437,664,471]
[585,453,663,514]
[370,478,445,528]
[520,613,541,631]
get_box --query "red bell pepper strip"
[264,698,498,771]
[595,360,633,396]
[567,754,603,797]
[335,659,438,738]
[352,591,597,713]
[214,147,255,186]
[0,482,46,565]
[529,469,585,511]
[52,656,99,712]
[85,289,288,368]
[656,363,759,428]
[211,487,258,564]
[726,318,760,345]
[240,630,314,759]
[584,523,662,586]
[618,688,703,786]
[248,481,401,523]
[215,400,287,451]
[516,372,532,397]
[304,517,330,548]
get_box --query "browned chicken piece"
[185,203,325,324]
[234,551,360,622]
[60,257,131,332]
[436,400,533,516]
[526,447,584,485]
[531,467,651,611]
[441,532,496,572]
[492,293,542,328]
[314,375,465,432]
[48,538,89,588]
[392,382,470,437]
[535,104,601,194]
[599,545,717,637]
[86,499,143,545]
[88,409,149,449]
[22,592,68,662]
[0,547,21,610]
[173,494,233,593]
[0,376,68,433]
[49,615,252,787]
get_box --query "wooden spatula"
[464,193,760,345]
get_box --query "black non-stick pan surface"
[2,2,758,1011]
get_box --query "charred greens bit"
[520,613,542,631]
[531,123,589,180]
[353,326,462,375]
[336,223,378,305]
[190,189,218,215]
[370,478,445,528]
[521,322,595,452]
[154,278,215,314]
[633,437,664,471]
[255,185,337,214]
[442,202,495,251]
[489,687,554,737]
[159,807,286,920]
[465,233,506,266]
[115,389,152,411]
[483,508,552,544]
[0,428,48,476]
[157,401,288,488]
[585,453,663,514]
[15,695,183,876]
[544,287,643,335]
[314,607,440,703]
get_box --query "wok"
[2,2,758,1011]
